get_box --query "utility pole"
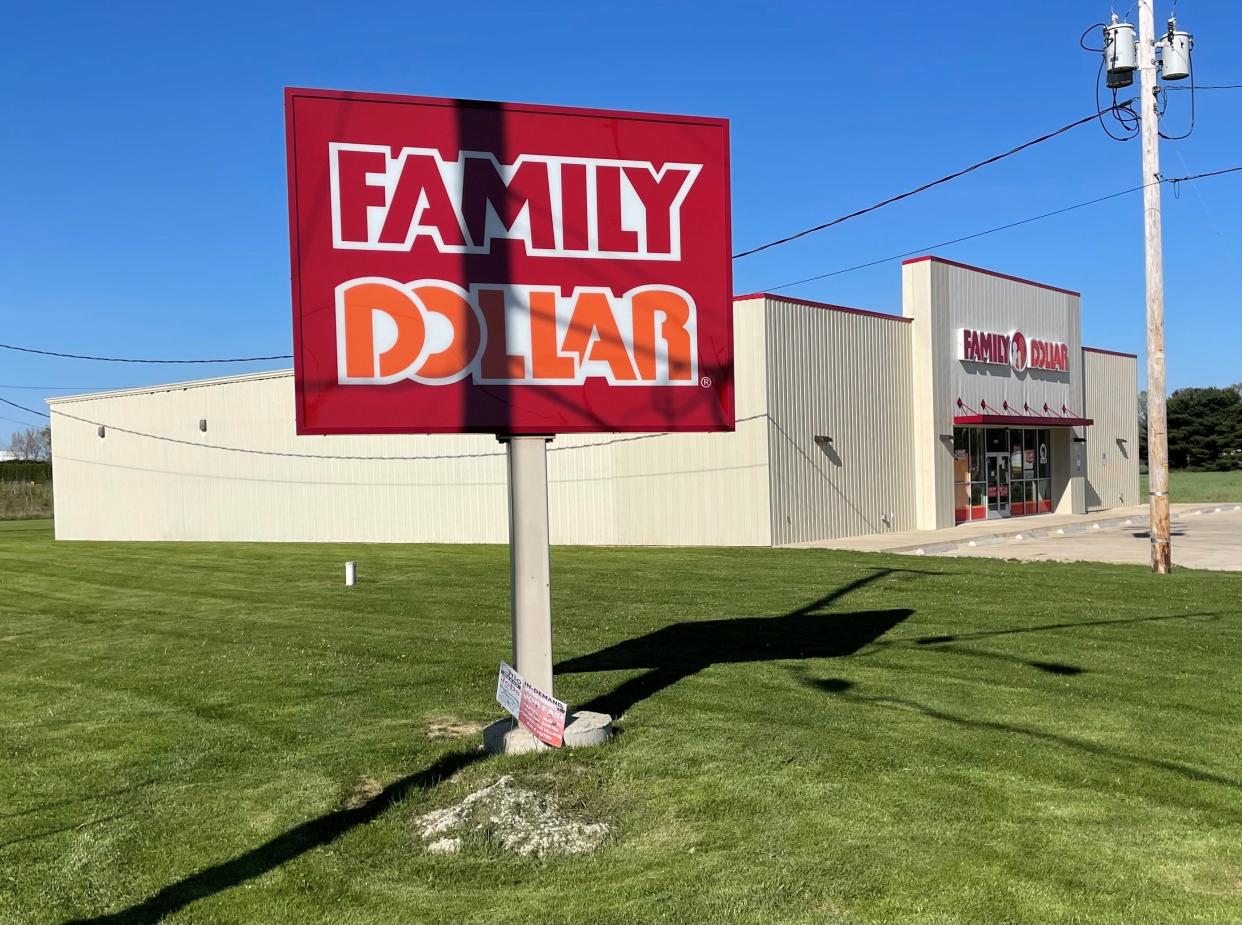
[1137,0,1172,573]
[1102,5,1190,572]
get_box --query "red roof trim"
[733,292,911,324]
[901,256,1081,297]
[953,414,1093,428]
[1083,346,1138,359]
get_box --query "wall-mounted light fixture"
[1072,436,1087,444]
[97,425,106,438]
[813,435,833,448]
[199,419,208,433]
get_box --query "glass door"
[986,452,1011,518]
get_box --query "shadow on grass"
[0,779,159,822]
[59,570,920,924]
[559,568,920,717]
[911,611,1220,646]
[802,676,1242,792]
[63,749,484,925]
[904,642,1085,676]
[0,814,123,851]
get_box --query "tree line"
[6,426,51,462]
[1140,383,1242,471]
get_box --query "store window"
[1037,428,1052,512]
[954,426,1059,523]
[953,428,987,524]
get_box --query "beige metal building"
[49,257,1139,546]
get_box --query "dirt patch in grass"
[343,776,384,809]
[425,716,485,739]
[414,774,610,857]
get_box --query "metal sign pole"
[505,435,554,693]
[486,434,612,753]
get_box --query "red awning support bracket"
[954,398,1093,428]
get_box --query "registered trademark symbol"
[700,376,712,388]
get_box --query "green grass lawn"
[1141,468,1242,504]
[3,520,1241,924]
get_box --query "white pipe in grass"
[345,561,357,587]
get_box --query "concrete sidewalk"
[790,503,1242,570]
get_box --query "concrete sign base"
[483,711,614,755]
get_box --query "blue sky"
[3,0,1240,444]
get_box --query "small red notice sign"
[496,661,567,747]
[517,682,567,748]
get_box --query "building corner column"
[904,261,948,529]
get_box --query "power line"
[4,118,1231,368]
[9,163,1239,397]
[0,395,501,461]
[1,414,45,428]
[760,165,1242,293]
[0,342,292,364]
[1165,83,1242,90]
[731,105,1126,260]
[1168,164,1242,183]
[1168,147,1242,277]
[0,394,763,462]
[765,185,1149,292]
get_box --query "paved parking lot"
[941,506,1242,571]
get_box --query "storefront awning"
[953,414,1093,427]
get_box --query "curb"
[818,504,1242,557]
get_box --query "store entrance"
[986,452,1010,518]
[955,426,1055,524]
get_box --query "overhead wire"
[1,414,45,428]
[1167,147,1242,276]
[1095,59,1140,142]
[0,395,503,461]
[1079,22,1107,52]
[7,157,1235,450]
[1165,83,1242,90]
[0,394,764,461]
[0,58,1232,391]
[760,165,1242,293]
[0,104,1147,366]
[0,342,292,364]
[730,105,1128,259]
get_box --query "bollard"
[345,561,357,587]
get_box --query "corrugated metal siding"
[908,260,1087,527]
[49,302,772,546]
[1083,350,1140,510]
[764,298,915,545]
[938,266,1084,426]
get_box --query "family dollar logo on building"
[286,89,733,435]
[957,328,1069,374]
